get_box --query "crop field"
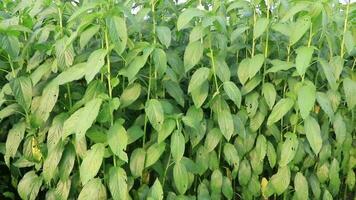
[0,0,355,199]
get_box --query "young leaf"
[107,121,128,162]
[10,76,32,111]
[129,148,146,177]
[290,15,311,45]
[148,179,164,200]
[254,18,269,39]
[106,16,127,54]
[63,98,102,139]
[304,116,322,155]
[188,67,210,93]
[145,99,164,131]
[85,49,107,83]
[5,121,26,165]
[171,130,185,162]
[145,143,166,168]
[79,143,105,185]
[184,41,204,72]
[294,172,308,200]
[156,26,171,48]
[279,132,298,166]
[295,46,313,77]
[17,171,42,200]
[77,178,107,200]
[262,83,276,109]
[267,98,294,126]
[173,161,188,194]
[298,81,316,119]
[177,8,205,31]
[109,167,128,200]
[343,78,356,109]
[223,81,242,108]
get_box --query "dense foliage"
[0,0,356,199]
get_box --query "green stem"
[251,7,256,57]
[104,29,112,100]
[262,5,270,86]
[340,0,350,58]
[143,63,153,147]
[209,35,220,93]
[57,6,63,36]
[287,42,291,62]
[308,22,313,48]
[8,54,15,78]
[66,84,72,109]
[162,153,171,188]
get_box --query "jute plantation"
[0,0,355,199]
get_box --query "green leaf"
[78,178,107,200]
[237,58,250,85]
[188,67,210,93]
[319,58,338,91]
[238,159,251,186]
[107,121,128,162]
[5,121,26,166]
[120,83,141,108]
[191,81,209,108]
[173,161,188,194]
[153,48,167,77]
[109,166,128,200]
[223,143,239,167]
[269,166,290,195]
[267,98,294,126]
[106,16,127,54]
[156,26,171,48]
[148,179,164,200]
[222,177,233,199]
[328,158,340,196]
[304,116,322,155]
[84,49,107,83]
[262,83,276,109]
[254,18,269,39]
[145,143,165,167]
[158,119,176,143]
[10,76,32,111]
[171,130,185,162]
[290,15,311,45]
[205,128,222,153]
[79,143,105,185]
[223,81,242,108]
[17,171,43,200]
[80,25,100,49]
[267,141,276,168]
[58,143,76,180]
[130,148,146,177]
[184,41,204,72]
[32,83,59,126]
[294,172,308,200]
[343,78,356,109]
[68,3,99,22]
[298,81,316,119]
[43,142,64,183]
[145,99,164,131]
[210,170,223,193]
[255,134,267,161]
[177,8,205,31]
[121,47,153,82]
[316,92,334,120]
[217,106,234,141]
[163,80,185,107]
[53,63,87,85]
[279,132,298,167]
[63,98,102,139]
[249,54,264,78]
[333,113,346,146]
[295,46,314,77]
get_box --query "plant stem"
[251,7,256,57]
[105,29,112,100]
[8,54,15,78]
[340,0,350,58]
[143,63,153,147]
[209,35,220,93]
[262,4,270,86]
